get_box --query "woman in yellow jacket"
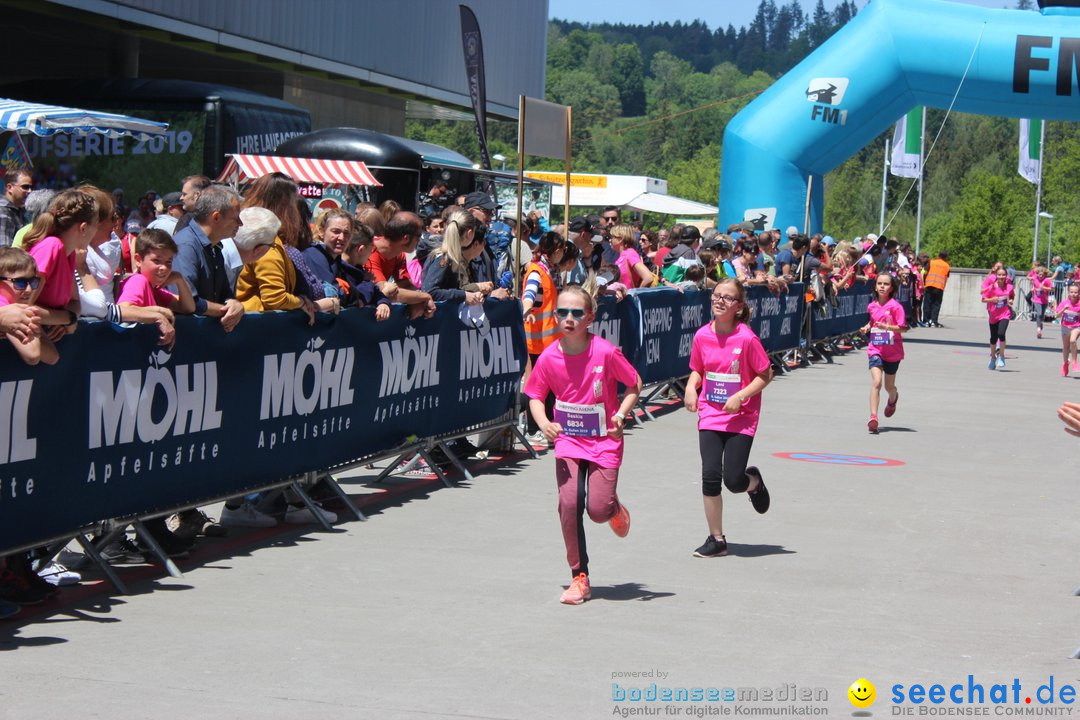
[234,173,339,322]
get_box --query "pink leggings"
[555,457,620,577]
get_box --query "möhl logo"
[0,380,36,464]
[460,326,520,381]
[378,325,441,397]
[260,336,355,420]
[89,349,222,449]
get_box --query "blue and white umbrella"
[0,98,167,139]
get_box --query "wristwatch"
[613,412,626,422]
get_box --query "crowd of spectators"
[0,164,940,617]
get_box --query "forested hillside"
[407,0,1075,268]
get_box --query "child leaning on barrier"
[116,229,196,328]
[0,247,57,365]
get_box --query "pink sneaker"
[1072,361,1078,372]
[1037,328,1042,339]
[560,573,591,605]
[1065,363,1071,378]
[609,503,631,538]
[868,415,879,434]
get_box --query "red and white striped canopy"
[218,154,382,187]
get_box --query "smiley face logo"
[848,678,876,708]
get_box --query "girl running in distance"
[1031,266,1052,339]
[684,278,772,558]
[524,285,642,605]
[859,273,907,433]
[1055,283,1080,377]
[981,266,1014,370]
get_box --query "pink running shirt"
[26,236,75,310]
[982,283,1013,323]
[866,298,906,363]
[1059,298,1080,328]
[689,322,770,436]
[116,273,178,308]
[524,334,640,469]
[615,248,645,288]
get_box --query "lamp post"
[1040,211,1054,267]
[492,153,507,170]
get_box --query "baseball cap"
[822,235,837,246]
[162,191,183,208]
[739,220,755,233]
[679,226,702,242]
[568,216,594,234]
[125,219,143,234]
[463,191,498,211]
[786,225,799,236]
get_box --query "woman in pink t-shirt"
[610,224,653,288]
[981,267,1015,370]
[684,278,773,559]
[1055,283,1080,376]
[859,273,907,433]
[524,285,642,606]
[22,189,99,343]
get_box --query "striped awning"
[0,98,168,139]
[219,154,382,187]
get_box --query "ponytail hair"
[23,189,98,251]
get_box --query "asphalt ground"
[2,315,1079,720]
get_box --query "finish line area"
[2,316,1076,720]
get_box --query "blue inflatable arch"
[719,0,1080,233]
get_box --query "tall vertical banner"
[459,5,492,176]
[0,132,32,179]
[890,107,922,178]
[1019,118,1042,184]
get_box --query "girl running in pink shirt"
[981,266,1014,370]
[1055,283,1080,376]
[524,285,642,605]
[859,273,907,433]
[684,278,773,559]
[1031,266,1053,339]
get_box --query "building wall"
[55,0,547,118]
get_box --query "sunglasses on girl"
[0,276,41,291]
[554,307,587,320]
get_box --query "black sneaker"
[98,538,147,565]
[745,466,771,514]
[693,535,728,558]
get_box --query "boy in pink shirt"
[0,247,57,366]
[117,229,196,344]
[525,285,642,605]
[684,278,773,559]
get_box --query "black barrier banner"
[0,301,526,552]
[633,288,709,385]
[744,284,804,355]
[589,294,641,368]
[809,281,874,339]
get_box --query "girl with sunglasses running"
[524,285,642,605]
[684,278,773,559]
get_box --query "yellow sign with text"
[525,172,607,188]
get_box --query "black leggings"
[989,319,1010,345]
[698,430,755,497]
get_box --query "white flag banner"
[890,107,922,178]
[1018,118,1042,185]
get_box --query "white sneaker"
[36,561,81,586]
[220,502,277,528]
[527,431,549,447]
[284,504,337,525]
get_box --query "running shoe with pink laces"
[609,502,631,538]
[560,573,591,605]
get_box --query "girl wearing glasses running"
[524,285,642,605]
[684,278,773,558]
[0,247,55,365]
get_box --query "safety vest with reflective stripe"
[523,260,560,354]
[925,258,950,291]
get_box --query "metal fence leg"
[130,520,183,579]
[376,451,418,482]
[418,448,454,488]
[509,424,539,459]
[289,480,335,532]
[314,472,365,522]
[437,441,475,483]
[76,532,129,595]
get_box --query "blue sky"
[548,0,1028,31]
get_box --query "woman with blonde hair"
[610,224,654,288]
[420,210,487,305]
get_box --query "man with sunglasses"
[0,170,32,248]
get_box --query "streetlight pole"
[492,153,507,171]
[1040,212,1054,267]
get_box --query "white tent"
[524,171,717,216]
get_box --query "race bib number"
[1065,312,1079,325]
[554,400,605,437]
[994,298,1007,309]
[703,372,741,405]
[870,329,893,346]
